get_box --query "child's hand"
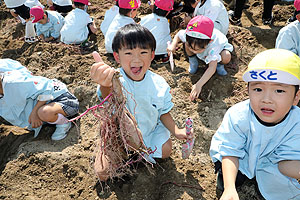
[167,42,176,55]
[174,128,194,140]
[220,188,239,200]
[91,51,116,87]
[190,83,202,101]
[28,110,43,128]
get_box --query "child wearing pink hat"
[100,0,119,36]
[60,0,97,45]
[167,15,233,101]
[104,0,141,53]
[276,0,300,57]
[140,0,174,63]
[30,6,65,42]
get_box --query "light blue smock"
[275,20,300,57]
[35,11,65,39]
[210,99,300,200]
[97,68,174,158]
[0,59,69,136]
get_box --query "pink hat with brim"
[186,15,214,39]
[155,0,174,11]
[30,6,44,23]
[74,0,91,6]
[295,0,300,11]
[118,0,141,9]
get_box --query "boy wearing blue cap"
[210,49,300,200]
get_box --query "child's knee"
[161,139,172,159]
[221,50,231,64]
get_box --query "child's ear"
[113,52,120,63]
[151,51,155,61]
[293,89,300,106]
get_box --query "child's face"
[113,47,155,81]
[191,0,201,8]
[185,42,207,54]
[249,81,300,124]
[38,15,47,24]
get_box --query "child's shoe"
[216,64,227,76]
[262,14,273,25]
[51,122,72,141]
[188,56,199,74]
[25,37,38,43]
[228,10,241,26]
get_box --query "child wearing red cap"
[275,0,300,57]
[167,15,233,101]
[100,0,119,36]
[183,0,229,35]
[104,0,141,53]
[3,0,44,43]
[30,6,65,42]
[60,0,97,45]
[140,0,174,63]
[47,0,73,14]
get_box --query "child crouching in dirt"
[210,49,300,200]
[30,6,65,42]
[167,15,233,101]
[0,59,79,141]
[60,0,97,45]
[91,23,193,181]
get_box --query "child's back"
[100,4,119,36]
[140,0,174,56]
[104,0,141,53]
[193,0,229,35]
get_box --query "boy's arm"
[278,160,300,179]
[167,31,183,55]
[91,52,115,98]
[160,112,192,140]
[190,60,217,101]
[220,156,239,200]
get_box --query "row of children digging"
[3,0,97,44]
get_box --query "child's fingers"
[92,51,103,63]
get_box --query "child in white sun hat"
[167,15,233,101]
[210,49,300,200]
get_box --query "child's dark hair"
[153,5,169,17]
[183,0,196,8]
[186,35,210,49]
[116,0,119,7]
[74,2,85,8]
[112,23,156,52]
[119,8,134,16]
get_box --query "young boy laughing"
[210,49,300,199]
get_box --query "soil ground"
[0,0,296,199]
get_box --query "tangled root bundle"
[93,72,151,180]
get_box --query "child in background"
[91,23,192,181]
[3,0,44,43]
[210,49,300,200]
[47,0,73,14]
[183,0,229,35]
[0,59,79,141]
[275,0,300,57]
[100,0,119,37]
[60,0,97,45]
[105,0,141,53]
[140,0,174,63]
[30,6,65,42]
[167,15,232,101]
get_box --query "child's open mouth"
[131,67,142,75]
[261,108,274,115]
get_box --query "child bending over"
[60,0,97,45]
[140,0,174,62]
[30,6,65,42]
[0,59,79,140]
[91,23,192,181]
[210,49,300,200]
[167,15,233,101]
[105,0,140,53]
[100,0,119,37]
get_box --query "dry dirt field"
[0,0,296,199]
